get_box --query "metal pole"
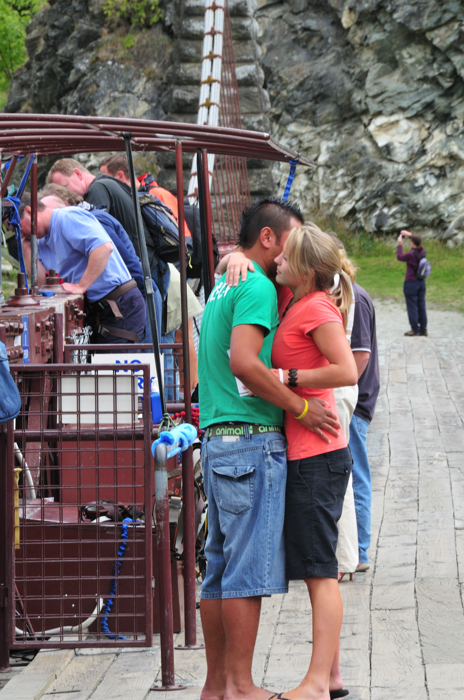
[175,142,201,649]
[0,324,12,671]
[175,141,191,421]
[196,150,213,301]
[121,133,166,414]
[0,151,4,306]
[151,443,185,691]
[0,155,18,198]
[30,158,38,293]
[201,149,216,297]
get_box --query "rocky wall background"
[254,0,464,242]
[4,0,464,241]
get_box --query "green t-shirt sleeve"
[232,274,277,336]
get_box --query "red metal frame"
[5,364,153,649]
[0,115,316,165]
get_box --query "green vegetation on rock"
[0,0,45,109]
[103,0,162,29]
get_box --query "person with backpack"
[99,154,193,239]
[47,158,166,338]
[19,194,146,345]
[396,229,429,337]
[99,154,219,283]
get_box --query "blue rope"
[4,195,28,288]
[2,155,24,177]
[17,155,35,198]
[2,154,36,291]
[100,517,132,640]
[282,159,298,201]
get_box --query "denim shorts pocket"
[268,438,287,454]
[212,465,256,515]
[328,460,351,497]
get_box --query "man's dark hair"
[238,197,303,249]
[18,192,45,219]
[99,153,129,179]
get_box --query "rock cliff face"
[5,0,464,240]
[254,0,464,241]
[6,0,171,122]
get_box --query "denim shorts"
[285,447,352,580]
[201,429,288,599]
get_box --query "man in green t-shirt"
[198,197,341,700]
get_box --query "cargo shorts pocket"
[212,465,255,515]
[328,460,351,497]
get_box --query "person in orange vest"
[99,154,193,241]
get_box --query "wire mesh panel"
[10,364,153,649]
[211,2,252,244]
[188,0,252,245]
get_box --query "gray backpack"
[414,251,431,280]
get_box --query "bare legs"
[282,578,344,700]
[201,599,227,700]
[200,596,274,700]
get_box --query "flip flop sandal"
[330,689,350,699]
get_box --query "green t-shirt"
[198,264,283,428]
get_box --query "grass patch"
[312,210,464,313]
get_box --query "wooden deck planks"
[0,649,75,700]
[3,301,464,699]
[42,652,116,700]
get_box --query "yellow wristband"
[294,399,309,421]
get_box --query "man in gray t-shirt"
[349,282,380,569]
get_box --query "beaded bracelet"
[288,368,298,387]
[295,399,309,421]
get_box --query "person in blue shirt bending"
[19,193,146,345]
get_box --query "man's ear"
[115,170,126,183]
[259,226,276,249]
[24,205,32,217]
[73,168,83,181]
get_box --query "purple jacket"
[397,245,426,282]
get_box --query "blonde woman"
[224,223,357,699]
[270,224,357,700]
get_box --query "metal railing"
[1,364,154,656]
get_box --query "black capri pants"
[285,447,352,580]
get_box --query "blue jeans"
[349,414,371,564]
[140,281,163,346]
[201,429,288,598]
[161,329,177,402]
[403,279,427,333]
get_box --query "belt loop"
[244,424,250,440]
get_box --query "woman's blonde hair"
[285,222,353,328]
